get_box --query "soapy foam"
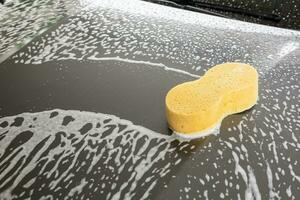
[1,101,299,199]
[10,1,300,78]
[0,109,181,199]
[1,0,300,199]
[0,0,80,58]
[173,123,221,140]
[86,55,200,78]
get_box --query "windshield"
[143,0,300,30]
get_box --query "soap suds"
[174,123,221,140]
[1,0,300,199]
[87,55,200,78]
[0,109,180,199]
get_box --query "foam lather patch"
[166,63,258,138]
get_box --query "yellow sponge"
[165,63,258,138]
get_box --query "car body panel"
[0,0,299,199]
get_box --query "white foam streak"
[88,55,200,78]
[232,151,261,200]
[247,166,261,200]
[173,123,220,140]
[68,178,88,197]
[289,164,300,183]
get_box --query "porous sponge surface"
[166,63,258,134]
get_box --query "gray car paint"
[0,0,299,199]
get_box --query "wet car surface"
[160,0,300,29]
[0,0,299,199]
